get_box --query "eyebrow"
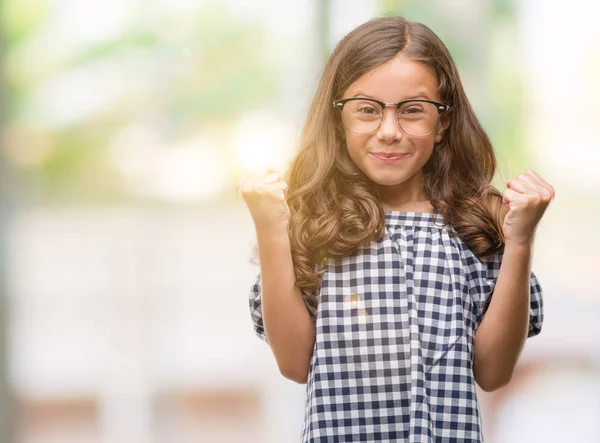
[351,91,433,101]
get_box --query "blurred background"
[0,0,599,442]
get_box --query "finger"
[240,167,274,192]
[518,172,553,201]
[270,181,288,193]
[236,171,254,192]
[270,182,288,199]
[507,177,536,195]
[503,188,528,208]
[238,167,269,184]
[251,177,286,197]
[525,169,547,186]
[526,170,555,196]
[516,174,541,194]
[509,177,553,208]
[259,171,283,185]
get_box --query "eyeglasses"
[333,97,450,136]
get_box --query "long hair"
[282,17,505,312]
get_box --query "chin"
[371,179,406,186]
[367,173,409,187]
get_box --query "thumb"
[503,188,523,210]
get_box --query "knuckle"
[530,195,542,206]
[241,184,254,195]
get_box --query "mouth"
[369,152,409,163]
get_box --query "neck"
[378,172,433,212]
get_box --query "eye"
[402,106,424,115]
[357,105,379,115]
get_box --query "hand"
[236,168,290,232]
[502,170,555,246]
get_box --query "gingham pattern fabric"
[249,211,543,442]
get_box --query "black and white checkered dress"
[249,211,543,442]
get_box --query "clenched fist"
[236,168,290,232]
[502,169,555,246]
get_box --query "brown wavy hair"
[281,17,505,312]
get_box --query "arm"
[256,223,316,384]
[474,169,553,392]
[238,168,316,384]
[473,240,532,392]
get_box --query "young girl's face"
[340,55,449,191]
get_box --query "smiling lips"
[370,152,409,163]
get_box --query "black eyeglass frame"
[332,97,451,135]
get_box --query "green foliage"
[1,0,48,44]
[2,2,280,202]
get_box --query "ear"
[434,113,451,143]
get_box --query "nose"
[376,106,402,143]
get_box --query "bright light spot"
[345,293,361,307]
[233,111,294,175]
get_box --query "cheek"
[414,137,435,158]
[344,133,368,158]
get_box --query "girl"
[237,16,553,442]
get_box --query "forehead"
[343,55,440,101]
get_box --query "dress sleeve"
[472,252,544,338]
[249,272,318,345]
[249,273,269,344]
